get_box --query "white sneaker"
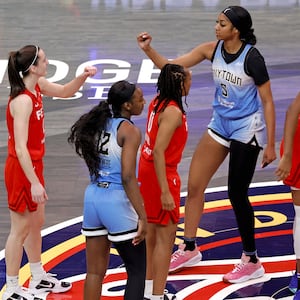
[28,273,72,294]
[164,293,177,300]
[2,286,43,300]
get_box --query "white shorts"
[208,110,265,148]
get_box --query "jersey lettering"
[98,131,111,155]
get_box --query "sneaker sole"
[30,285,72,294]
[169,252,202,274]
[223,266,265,284]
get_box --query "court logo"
[0,182,296,299]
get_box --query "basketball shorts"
[208,110,265,148]
[81,182,139,243]
[5,156,44,212]
[138,157,180,225]
[280,118,300,189]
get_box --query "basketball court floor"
[0,0,300,299]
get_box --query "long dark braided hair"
[154,63,188,114]
[68,80,136,179]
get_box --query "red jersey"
[140,98,188,168]
[6,85,45,161]
[280,115,300,188]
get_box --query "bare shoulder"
[119,120,141,140]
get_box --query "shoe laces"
[44,272,60,284]
[170,250,185,262]
[232,261,247,273]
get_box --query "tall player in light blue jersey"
[68,80,147,300]
[137,5,276,284]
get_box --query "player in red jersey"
[276,92,300,300]
[2,45,97,300]
[138,63,191,300]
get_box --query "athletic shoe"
[223,253,265,283]
[169,243,202,273]
[29,272,72,294]
[289,272,298,294]
[294,290,300,300]
[164,293,177,299]
[2,286,43,300]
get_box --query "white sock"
[30,261,45,279]
[151,296,164,300]
[293,205,300,259]
[144,279,153,298]
[6,275,19,291]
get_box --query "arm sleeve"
[245,47,270,86]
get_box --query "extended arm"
[38,66,97,98]
[137,32,217,69]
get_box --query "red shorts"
[138,157,180,225]
[5,156,44,212]
[280,118,300,188]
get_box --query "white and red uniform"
[280,115,300,189]
[138,98,188,225]
[5,85,45,212]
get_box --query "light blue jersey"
[82,117,139,241]
[212,41,261,119]
[97,117,130,184]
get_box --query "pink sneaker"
[223,254,265,284]
[169,243,202,273]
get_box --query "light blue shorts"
[81,182,139,243]
[208,110,265,148]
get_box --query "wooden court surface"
[0,1,300,299]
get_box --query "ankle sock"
[249,255,258,264]
[5,275,18,291]
[29,261,45,279]
[144,279,153,298]
[151,295,164,300]
[183,238,196,251]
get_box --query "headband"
[222,7,241,31]
[108,82,136,106]
[119,83,136,104]
[24,45,39,72]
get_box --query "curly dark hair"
[155,63,187,114]
[68,80,136,179]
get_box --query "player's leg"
[169,130,228,273]
[84,235,111,300]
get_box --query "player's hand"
[137,32,152,50]
[161,191,176,211]
[275,155,292,181]
[132,218,147,246]
[261,144,276,168]
[83,66,97,77]
[31,182,48,204]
